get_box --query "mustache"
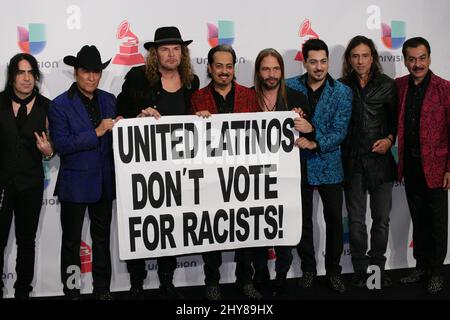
[264,77,279,82]
[413,67,425,71]
[218,73,230,77]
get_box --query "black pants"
[202,248,254,286]
[127,256,177,287]
[297,182,344,275]
[60,200,112,296]
[253,246,294,282]
[404,156,448,276]
[345,173,392,272]
[0,185,43,297]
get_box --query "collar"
[408,70,432,89]
[210,81,235,97]
[68,82,98,103]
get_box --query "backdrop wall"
[1,0,449,298]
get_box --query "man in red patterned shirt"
[191,45,260,300]
[396,37,450,294]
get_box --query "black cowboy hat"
[63,45,111,70]
[143,26,193,50]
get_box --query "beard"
[262,77,280,90]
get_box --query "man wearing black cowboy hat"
[48,45,121,300]
[117,26,199,300]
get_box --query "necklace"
[265,104,277,112]
[263,95,277,112]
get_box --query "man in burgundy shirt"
[191,44,260,300]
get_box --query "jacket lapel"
[71,94,92,125]
[97,91,107,119]
[419,74,436,122]
[312,78,333,126]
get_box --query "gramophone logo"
[207,20,235,47]
[112,20,145,66]
[17,23,46,55]
[295,19,319,62]
[80,241,92,273]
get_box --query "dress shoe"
[253,269,271,291]
[329,275,346,294]
[427,275,445,295]
[298,271,315,289]
[205,285,222,300]
[239,283,263,300]
[96,291,114,300]
[65,291,82,300]
[159,283,185,300]
[272,277,287,297]
[14,291,30,300]
[400,268,427,284]
[127,285,145,300]
[351,271,367,288]
[381,272,392,288]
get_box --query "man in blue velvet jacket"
[48,45,120,300]
[286,39,352,294]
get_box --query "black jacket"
[0,91,50,190]
[117,65,200,118]
[341,73,398,190]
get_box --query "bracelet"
[43,151,54,161]
[386,136,394,144]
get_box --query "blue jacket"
[48,85,116,203]
[286,74,352,185]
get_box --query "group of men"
[0,24,448,300]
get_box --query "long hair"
[144,45,195,87]
[254,48,287,110]
[5,53,41,93]
[342,35,382,81]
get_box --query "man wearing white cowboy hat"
[117,26,199,300]
[48,45,121,300]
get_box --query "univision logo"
[381,21,406,50]
[17,23,46,55]
[207,20,235,47]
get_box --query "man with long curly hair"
[117,26,199,300]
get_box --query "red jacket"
[396,72,450,188]
[190,81,259,114]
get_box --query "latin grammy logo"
[295,19,319,61]
[112,20,145,66]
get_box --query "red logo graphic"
[268,248,277,260]
[80,241,92,273]
[112,20,145,66]
[295,19,319,61]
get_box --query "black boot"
[253,267,271,291]
[272,273,287,297]
[127,283,145,300]
[159,273,184,300]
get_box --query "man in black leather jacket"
[340,36,397,289]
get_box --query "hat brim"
[63,56,111,70]
[143,39,193,50]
